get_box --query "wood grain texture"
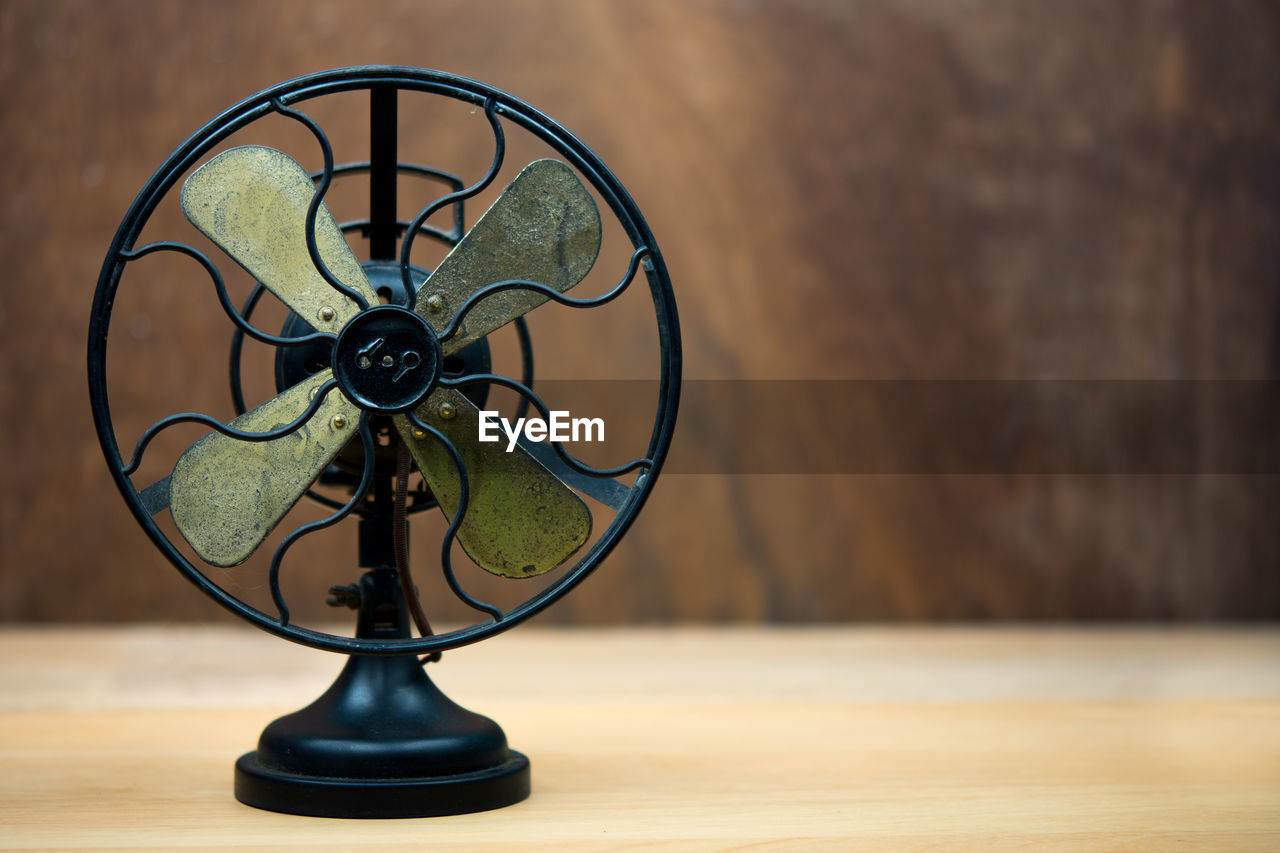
[2,1,1279,622]
[1,625,1277,850]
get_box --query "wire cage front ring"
[87,66,681,656]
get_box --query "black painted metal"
[271,98,370,313]
[332,306,441,414]
[316,162,466,246]
[272,261,493,491]
[435,246,651,347]
[234,569,529,818]
[399,98,504,300]
[368,86,398,261]
[120,241,333,349]
[122,377,340,477]
[404,409,502,621]
[88,66,682,658]
[268,413,377,626]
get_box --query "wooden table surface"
[0,625,1276,850]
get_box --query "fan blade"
[181,146,379,332]
[415,159,602,354]
[169,372,356,567]
[393,389,591,578]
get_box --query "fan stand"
[233,513,530,819]
[89,68,680,820]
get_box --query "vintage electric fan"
[87,67,680,818]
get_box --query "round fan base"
[231,570,532,818]
[234,750,530,819]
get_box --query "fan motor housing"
[274,261,492,399]
[273,261,493,476]
[331,306,441,413]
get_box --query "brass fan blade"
[393,389,592,578]
[169,372,356,567]
[181,146,379,333]
[415,159,602,354]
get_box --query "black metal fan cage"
[87,66,681,657]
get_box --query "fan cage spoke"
[267,98,370,313]
[437,246,651,347]
[398,98,505,298]
[121,378,340,477]
[268,413,377,626]
[228,283,267,414]
[309,162,467,245]
[119,242,334,349]
[405,410,503,621]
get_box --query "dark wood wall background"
[2,0,1278,624]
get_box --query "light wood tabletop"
[0,625,1276,850]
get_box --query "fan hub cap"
[331,306,441,413]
